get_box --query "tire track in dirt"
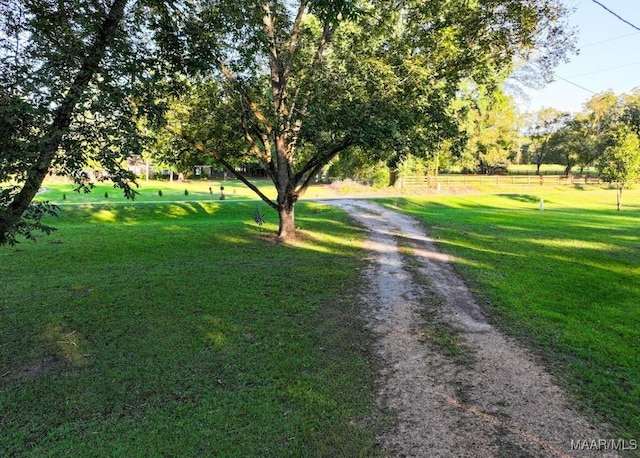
[325,200,618,458]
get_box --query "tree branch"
[294,137,353,193]
[283,1,310,84]
[287,20,338,143]
[240,110,278,180]
[241,113,271,164]
[2,0,129,242]
[166,125,278,210]
[264,1,310,125]
[215,57,272,133]
[262,3,283,115]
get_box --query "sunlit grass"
[34,177,278,203]
[381,188,640,440]
[33,176,355,205]
[0,201,384,457]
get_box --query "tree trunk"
[617,187,623,211]
[388,167,399,187]
[1,0,128,242]
[278,203,296,240]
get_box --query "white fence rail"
[399,174,604,189]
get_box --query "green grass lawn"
[0,201,384,456]
[381,188,640,440]
[33,177,355,205]
[4,182,639,452]
[35,177,279,203]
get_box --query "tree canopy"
[157,0,574,239]
[523,89,640,178]
[599,124,640,211]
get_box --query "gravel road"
[325,200,619,458]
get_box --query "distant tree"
[457,86,519,174]
[545,117,585,175]
[525,107,569,174]
[598,125,640,211]
[327,147,390,188]
[574,91,621,172]
[620,88,640,136]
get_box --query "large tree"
[161,0,574,240]
[456,86,520,174]
[574,91,621,172]
[545,118,582,175]
[0,0,174,244]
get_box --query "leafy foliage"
[598,125,640,210]
[455,86,520,173]
[523,89,640,177]
[154,0,574,238]
[0,0,176,244]
[0,186,58,245]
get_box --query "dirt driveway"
[325,200,619,458]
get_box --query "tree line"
[523,90,640,210]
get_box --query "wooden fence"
[399,174,604,190]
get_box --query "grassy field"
[35,177,279,203]
[0,200,385,456]
[33,177,381,204]
[380,188,640,440]
[3,179,639,452]
[506,164,599,175]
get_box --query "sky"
[515,0,640,114]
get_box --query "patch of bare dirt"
[1,355,65,381]
[325,200,619,458]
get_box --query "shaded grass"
[0,201,383,456]
[380,189,640,441]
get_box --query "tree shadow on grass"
[502,194,544,204]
